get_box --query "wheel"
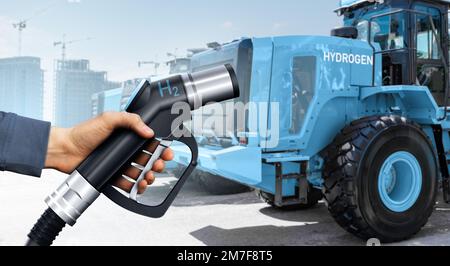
[257,186,323,210]
[322,116,438,243]
[193,171,251,195]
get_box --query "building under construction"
[0,57,44,120]
[54,59,119,127]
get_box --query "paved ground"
[1,170,450,246]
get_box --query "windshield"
[351,12,407,51]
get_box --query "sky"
[0,0,341,121]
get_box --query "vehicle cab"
[337,0,450,105]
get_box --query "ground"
[1,170,450,246]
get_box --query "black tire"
[322,116,438,243]
[257,186,323,210]
[193,171,251,195]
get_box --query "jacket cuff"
[0,113,51,177]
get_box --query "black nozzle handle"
[103,126,198,218]
[78,76,190,190]
[26,64,241,246]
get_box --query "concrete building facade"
[0,57,44,120]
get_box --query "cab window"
[370,13,407,51]
[415,6,442,59]
[414,4,445,105]
[291,56,316,134]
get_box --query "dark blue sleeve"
[0,112,51,177]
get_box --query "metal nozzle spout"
[182,64,240,110]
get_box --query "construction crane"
[12,4,55,56]
[138,61,160,76]
[53,35,93,61]
[167,51,178,64]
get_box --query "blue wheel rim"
[377,151,422,213]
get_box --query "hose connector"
[45,171,100,226]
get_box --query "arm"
[1,111,173,194]
[46,112,174,193]
[0,112,50,177]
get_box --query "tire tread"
[321,115,436,242]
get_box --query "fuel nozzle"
[26,64,240,246]
[125,64,239,115]
[183,64,240,110]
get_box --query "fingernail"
[143,125,154,136]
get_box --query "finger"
[102,112,154,139]
[125,143,161,179]
[121,140,168,180]
[134,153,151,166]
[152,159,165,173]
[123,159,164,180]
[123,154,163,180]
[138,142,172,162]
[113,177,134,193]
[113,177,148,195]
[145,172,155,185]
[138,180,148,194]
[122,112,154,138]
[133,149,172,172]
[161,148,174,161]
[139,140,160,161]
[123,165,141,180]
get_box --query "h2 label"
[158,80,180,98]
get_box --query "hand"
[45,112,174,194]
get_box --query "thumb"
[101,112,154,139]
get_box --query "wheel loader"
[172,0,450,242]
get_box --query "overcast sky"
[0,0,341,120]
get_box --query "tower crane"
[12,4,55,56]
[53,35,92,61]
[138,61,160,76]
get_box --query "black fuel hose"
[25,208,66,246]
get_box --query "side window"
[416,7,442,60]
[370,13,406,51]
[414,5,445,105]
[291,56,316,134]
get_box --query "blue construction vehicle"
[172,0,450,242]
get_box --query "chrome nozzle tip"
[224,64,240,99]
[183,64,241,110]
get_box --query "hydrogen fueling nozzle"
[25,64,240,246]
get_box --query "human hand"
[45,112,174,194]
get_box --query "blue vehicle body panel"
[172,34,450,197]
[171,144,263,185]
[360,86,441,124]
[246,38,273,148]
[265,36,381,156]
